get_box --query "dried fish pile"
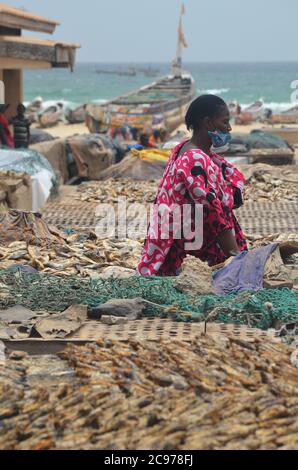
[247,232,298,246]
[1,337,298,450]
[243,167,298,203]
[75,180,158,204]
[0,237,142,278]
[0,210,66,247]
[244,177,298,202]
[72,169,298,205]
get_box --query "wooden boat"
[271,105,298,124]
[65,104,87,124]
[86,5,196,134]
[223,131,295,165]
[235,100,264,125]
[228,101,240,118]
[95,68,137,77]
[136,67,160,77]
[38,103,65,128]
[26,96,43,123]
[244,100,264,117]
[261,126,298,145]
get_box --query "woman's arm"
[212,154,245,209]
[218,230,241,257]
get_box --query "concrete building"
[0,3,80,117]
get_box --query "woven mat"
[238,202,298,234]
[6,319,281,344]
[43,201,298,236]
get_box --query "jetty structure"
[0,3,80,117]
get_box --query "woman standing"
[137,95,247,276]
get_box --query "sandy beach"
[34,122,89,139]
[36,120,298,140]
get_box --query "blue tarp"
[0,148,57,184]
[212,244,279,295]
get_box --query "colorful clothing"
[11,116,30,148]
[0,114,14,148]
[137,141,247,276]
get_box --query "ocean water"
[24,62,298,112]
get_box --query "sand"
[36,120,298,141]
[33,122,89,139]
[173,122,298,137]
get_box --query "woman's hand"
[218,230,241,258]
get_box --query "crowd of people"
[108,124,168,149]
[1,101,169,152]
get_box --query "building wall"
[1,69,23,118]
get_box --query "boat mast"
[172,3,188,77]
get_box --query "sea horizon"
[24,61,298,113]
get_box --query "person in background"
[149,129,162,147]
[159,127,168,143]
[0,104,14,148]
[139,132,157,148]
[264,108,273,124]
[10,104,31,149]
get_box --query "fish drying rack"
[3,318,282,356]
[43,201,298,236]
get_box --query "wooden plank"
[0,11,57,34]
[250,148,294,165]
[249,148,294,157]
[226,148,294,165]
[0,57,51,69]
[0,35,79,48]
[3,340,84,356]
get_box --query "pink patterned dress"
[137,141,247,276]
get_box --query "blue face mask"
[208,130,232,152]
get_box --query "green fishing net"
[0,269,297,330]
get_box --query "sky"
[4,0,298,63]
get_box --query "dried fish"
[1,164,297,280]
[64,168,298,206]
[74,180,158,205]
[0,336,298,450]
